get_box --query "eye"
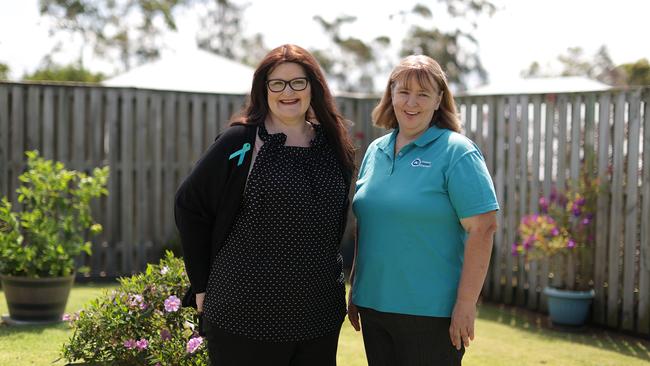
[268,80,285,89]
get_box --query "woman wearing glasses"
[175,44,354,366]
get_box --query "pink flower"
[539,197,548,213]
[135,338,148,350]
[511,242,519,256]
[164,295,181,312]
[128,294,144,309]
[123,339,136,349]
[551,227,560,236]
[581,217,591,226]
[62,313,71,321]
[567,239,576,249]
[186,337,203,354]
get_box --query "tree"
[399,1,496,90]
[39,0,194,72]
[312,15,391,93]
[195,0,268,67]
[0,63,9,80]
[618,58,650,86]
[23,62,105,83]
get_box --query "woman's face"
[266,62,311,125]
[391,77,442,136]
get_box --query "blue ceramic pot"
[543,286,595,326]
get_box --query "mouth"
[280,99,300,105]
[404,111,419,116]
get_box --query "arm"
[449,210,497,350]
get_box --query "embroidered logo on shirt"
[229,143,251,166]
[411,158,431,168]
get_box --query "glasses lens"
[289,78,308,91]
[267,80,286,92]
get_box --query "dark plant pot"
[1,274,75,322]
[543,286,595,326]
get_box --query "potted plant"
[513,169,600,326]
[0,150,108,322]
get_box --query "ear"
[435,91,443,110]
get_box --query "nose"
[406,94,418,107]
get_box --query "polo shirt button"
[398,152,403,156]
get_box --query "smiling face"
[266,62,311,125]
[391,76,442,138]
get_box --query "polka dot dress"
[203,122,347,342]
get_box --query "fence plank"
[492,97,506,302]
[150,93,163,258]
[135,91,148,271]
[121,89,135,274]
[88,88,104,277]
[540,96,555,311]
[607,91,626,328]
[27,86,40,152]
[516,96,529,306]
[594,92,611,324]
[42,88,55,159]
[163,93,177,242]
[105,89,119,277]
[527,96,542,310]
[639,90,650,334]
[622,91,641,331]
[504,96,517,305]
[72,88,85,168]
[11,86,25,203]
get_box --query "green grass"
[2,285,649,366]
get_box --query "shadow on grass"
[477,301,650,362]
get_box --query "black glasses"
[266,77,309,92]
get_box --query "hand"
[449,299,476,350]
[347,293,361,331]
[196,292,206,313]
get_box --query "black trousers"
[358,306,464,366]
[203,321,341,366]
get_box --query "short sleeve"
[447,150,499,219]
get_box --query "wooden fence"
[0,82,648,336]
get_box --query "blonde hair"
[372,55,461,133]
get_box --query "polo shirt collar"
[377,124,447,155]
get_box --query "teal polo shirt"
[351,125,499,317]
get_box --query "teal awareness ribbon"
[228,143,251,166]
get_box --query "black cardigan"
[174,123,352,306]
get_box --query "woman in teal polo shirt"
[347,55,499,366]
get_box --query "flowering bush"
[513,172,600,290]
[60,251,208,365]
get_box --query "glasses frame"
[266,77,310,93]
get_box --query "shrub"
[0,150,108,277]
[60,252,208,365]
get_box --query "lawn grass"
[2,285,649,366]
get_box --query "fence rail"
[0,82,648,336]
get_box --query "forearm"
[456,231,494,304]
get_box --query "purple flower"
[551,227,560,236]
[123,339,136,350]
[539,197,548,213]
[572,204,582,217]
[567,239,576,249]
[582,217,591,226]
[164,295,181,312]
[524,235,535,250]
[160,328,172,341]
[550,187,558,202]
[511,243,519,256]
[576,197,586,206]
[186,337,203,354]
[135,338,148,350]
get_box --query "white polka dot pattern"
[203,123,347,342]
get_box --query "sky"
[0,0,648,90]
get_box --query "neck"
[265,115,313,147]
[395,126,428,155]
